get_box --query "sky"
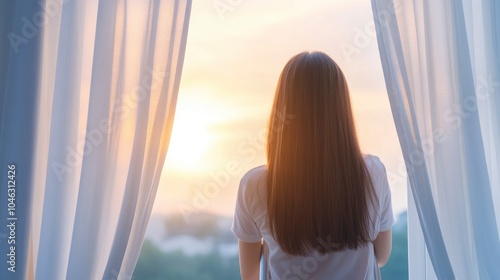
[153,0,408,219]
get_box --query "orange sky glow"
[154,0,407,219]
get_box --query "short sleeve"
[231,170,263,243]
[377,159,395,232]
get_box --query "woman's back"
[232,52,394,279]
[232,155,394,279]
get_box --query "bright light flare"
[167,109,210,168]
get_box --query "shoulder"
[363,154,390,198]
[238,165,267,200]
[363,154,383,168]
[363,154,393,236]
[240,165,267,188]
[237,165,268,218]
[363,154,387,179]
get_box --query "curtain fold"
[372,0,500,279]
[0,0,191,279]
[0,1,42,279]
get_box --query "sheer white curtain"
[1,0,191,279]
[372,0,500,279]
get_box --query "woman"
[231,51,394,279]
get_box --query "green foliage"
[134,240,240,280]
[380,212,409,280]
[134,212,408,279]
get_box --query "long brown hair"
[266,51,375,255]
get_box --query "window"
[134,1,408,279]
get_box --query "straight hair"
[266,51,375,255]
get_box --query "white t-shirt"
[231,155,395,280]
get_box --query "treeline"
[133,212,408,279]
[134,240,240,280]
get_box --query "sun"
[166,109,210,168]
